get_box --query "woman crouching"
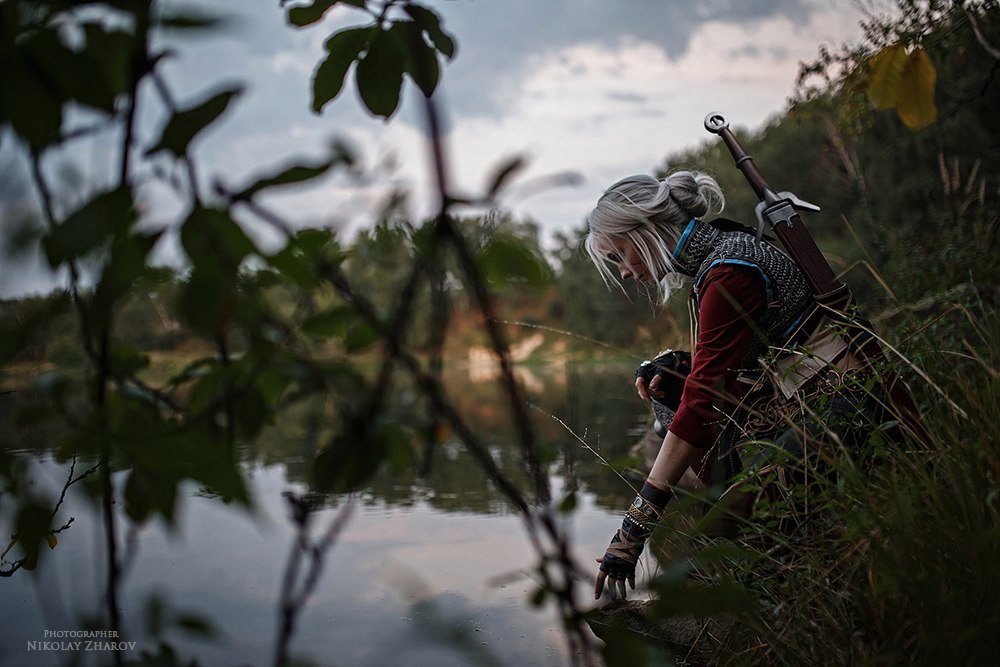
[586,171,881,600]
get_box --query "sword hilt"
[703,112,777,205]
[704,111,840,294]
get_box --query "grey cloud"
[605,91,649,104]
[431,0,816,117]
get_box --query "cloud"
[0,0,865,297]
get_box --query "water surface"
[0,363,655,666]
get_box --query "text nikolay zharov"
[28,630,136,652]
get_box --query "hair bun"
[662,171,723,218]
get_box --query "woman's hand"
[635,375,666,402]
[594,555,636,600]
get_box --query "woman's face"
[606,237,655,284]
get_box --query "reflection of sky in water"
[1,364,660,665]
[0,460,655,666]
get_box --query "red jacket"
[668,264,767,449]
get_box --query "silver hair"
[584,171,724,303]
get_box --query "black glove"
[637,350,691,436]
[597,482,672,599]
[636,349,692,410]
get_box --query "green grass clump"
[642,305,1000,666]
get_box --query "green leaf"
[146,86,243,157]
[288,0,339,27]
[108,345,151,379]
[235,388,269,439]
[21,27,119,115]
[124,467,179,524]
[92,231,162,326]
[312,27,372,113]
[1,51,65,150]
[895,47,937,131]
[313,419,400,492]
[345,320,379,352]
[82,24,133,100]
[394,21,439,98]
[301,305,356,337]
[866,43,907,111]
[43,188,135,266]
[180,207,257,271]
[558,491,577,513]
[479,235,551,286]
[154,6,225,31]
[15,502,52,571]
[651,580,755,616]
[175,614,217,638]
[356,27,405,118]
[404,3,456,59]
[232,150,351,201]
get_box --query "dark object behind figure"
[635,350,691,436]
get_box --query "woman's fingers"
[635,377,650,401]
[594,561,607,600]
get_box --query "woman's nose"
[618,263,633,281]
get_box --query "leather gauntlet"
[598,482,672,584]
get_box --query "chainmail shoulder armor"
[673,218,815,367]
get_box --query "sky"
[0,0,871,297]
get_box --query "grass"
[636,299,1000,666]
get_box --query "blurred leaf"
[314,419,402,492]
[19,27,119,115]
[479,235,551,286]
[404,3,456,59]
[82,24,133,99]
[47,534,58,550]
[235,388,268,439]
[0,44,64,149]
[895,47,937,131]
[146,86,243,158]
[43,187,135,266]
[866,43,907,110]
[312,27,371,113]
[175,614,217,638]
[181,207,256,270]
[107,345,151,379]
[125,466,179,524]
[651,579,756,617]
[356,27,404,118]
[288,0,341,27]
[255,369,292,405]
[155,6,224,31]
[301,305,356,337]
[231,148,351,200]
[394,21,439,98]
[558,491,577,513]
[345,320,379,352]
[15,502,52,571]
[486,156,526,198]
[187,364,223,413]
[92,230,162,327]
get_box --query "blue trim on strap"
[671,218,697,261]
[692,258,775,327]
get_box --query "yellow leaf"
[895,47,938,131]
[48,534,58,550]
[866,44,907,110]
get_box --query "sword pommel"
[703,112,728,134]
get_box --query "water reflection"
[0,363,653,665]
